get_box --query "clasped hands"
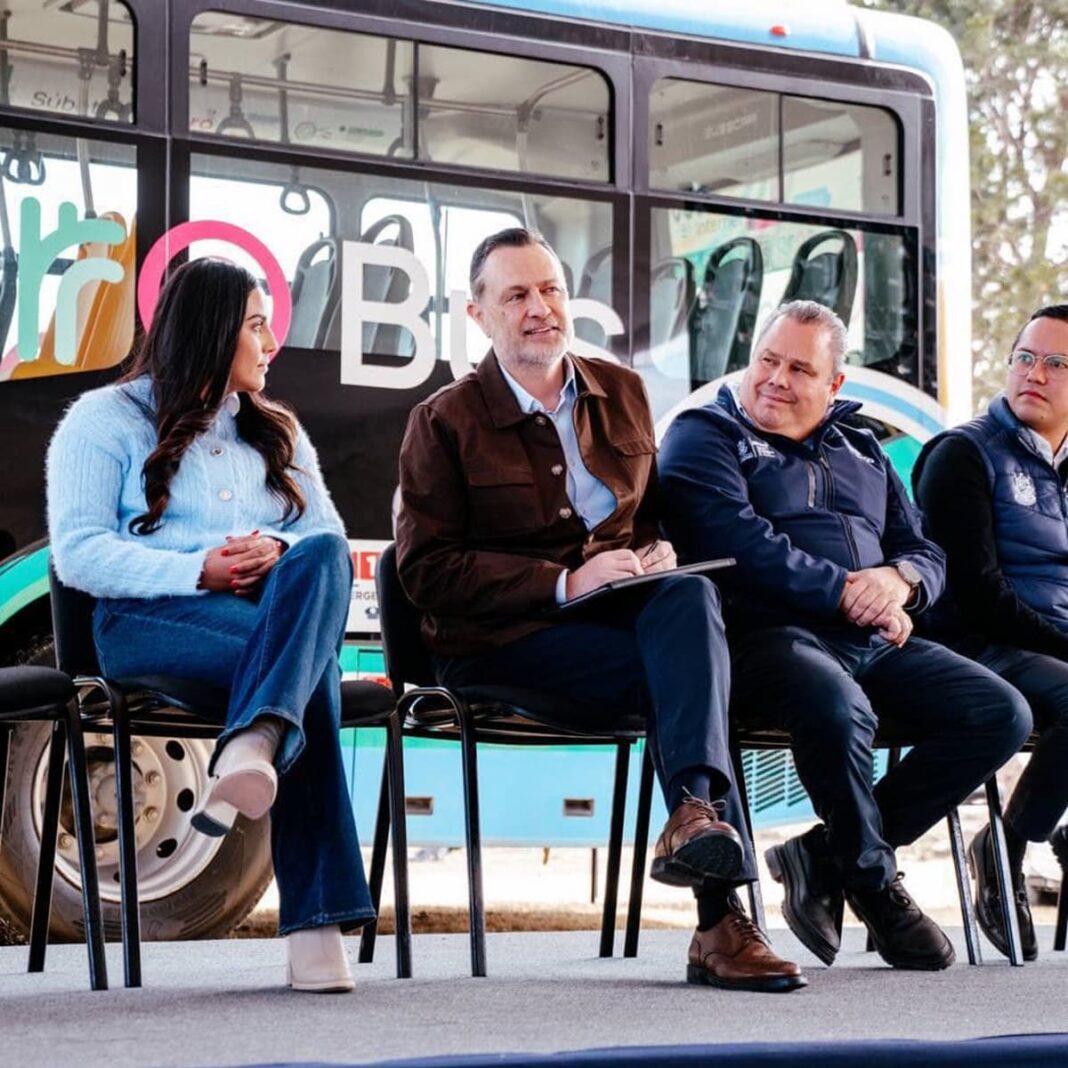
[564,540,677,601]
[199,530,285,595]
[839,565,914,647]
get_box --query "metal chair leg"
[1055,872,1067,952]
[358,743,392,966]
[624,743,654,958]
[458,708,486,977]
[985,776,1023,966]
[385,711,412,978]
[599,742,630,958]
[112,702,142,986]
[28,719,65,974]
[731,746,765,930]
[947,807,981,966]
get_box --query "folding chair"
[0,665,106,989]
[727,727,1024,966]
[49,562,411,987]
[376,542,654,976]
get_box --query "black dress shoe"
[1051,825,1068,870]
[765,825,843,966]
[967,824,1038,962]
[845,873,955,970]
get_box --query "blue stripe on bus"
[461,0,862,56]
[841,382,944,437]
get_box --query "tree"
[865,0,1067,411]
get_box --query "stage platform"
[0,926,1065,1066]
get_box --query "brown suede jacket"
[396,351,659,655]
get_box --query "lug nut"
[131,741,143,756]
[58,833,72,849]
[145,770,161,786]
[144,807,159,823]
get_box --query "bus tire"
[0,718,274,944]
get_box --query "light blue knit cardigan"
[47,375,345,599]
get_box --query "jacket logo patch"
[738,437,777,462]
[1011,471,1037,506]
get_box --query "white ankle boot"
[287,924,354,993]
[192,718,283,836]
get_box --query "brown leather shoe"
[687,907,807,993]
[651,793,744,887]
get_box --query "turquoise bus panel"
[0,545,49,629]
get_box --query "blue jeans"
[92,532,375,935]
[730,626,1033,891]
[968,643,1068,841]
[437,574,756,883]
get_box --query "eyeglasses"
[1008,350,1068,376]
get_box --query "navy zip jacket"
[659,386,945,633]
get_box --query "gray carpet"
[0,927,1065,1067]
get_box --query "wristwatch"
[894,560,922,607]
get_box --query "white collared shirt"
[497,357,617,603]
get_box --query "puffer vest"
[917,393,1068,629]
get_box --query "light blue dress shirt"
[497,357,617,602]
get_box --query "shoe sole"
[686,963,807,993]
[286,964,355,993]
[765,844,839,967]
[965,836,1038,962]
[650,832,743,888]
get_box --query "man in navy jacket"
[660,300,1031,972]
[914,304,1068,961]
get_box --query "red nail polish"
[229,565,237,574]
[220,548,229,557]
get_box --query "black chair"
[781,229,859,327]
[48,562,411,987]
[0,665,106,989]
[725,728,1025,967]
[376,543,655,976]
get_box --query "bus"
[0,0,970,943]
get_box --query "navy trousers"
[730,626,1032,892]
[968,643,1068,842]
[436,574,756,882]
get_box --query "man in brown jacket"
[396,226,804,992]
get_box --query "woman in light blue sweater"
[47,258,373,992]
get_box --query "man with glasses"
[914,304,1068,961]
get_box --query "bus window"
[1,1,134,124]
[190,13,414,158]
[641,206,915,416]
[190,150,614,366]
[783,97,899,215]
[417,46,610,182]
[650,79,900,216]
[0,129,136,382]
[649,81,777,201]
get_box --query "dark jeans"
[730,625,1032,892]
[437,574,755,882]
[969,643,1068,841]
[92,532,376,936]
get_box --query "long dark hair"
[124,258,306,535]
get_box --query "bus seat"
[862,233,908,367]
[287,237,337,349]
[13,212,136,380]
[649,257,694,352]
[689,236,763,386]
[781,229,858,327]
[321,213,415,355]
[577,245,612,305]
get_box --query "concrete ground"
[2,925,1066,1068]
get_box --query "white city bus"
[0,0,970,942]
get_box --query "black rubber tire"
[0,636,274,944]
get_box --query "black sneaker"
[845,872,955,970]
[967,824,1037,962]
